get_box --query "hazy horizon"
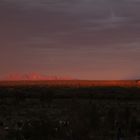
[1,0,140,80]
[1,72,140,81]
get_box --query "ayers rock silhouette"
[3,73,75,81]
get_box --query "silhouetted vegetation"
[0,85,140,139]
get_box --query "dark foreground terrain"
[0,83,140,139]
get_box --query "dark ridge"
[0,80,140,87]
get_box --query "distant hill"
[2,73,75,81]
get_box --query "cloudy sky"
[0,0,140,80]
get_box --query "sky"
[0,0,140,80]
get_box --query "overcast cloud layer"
[0,0,140,80]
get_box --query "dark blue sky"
[0,0,140,80]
